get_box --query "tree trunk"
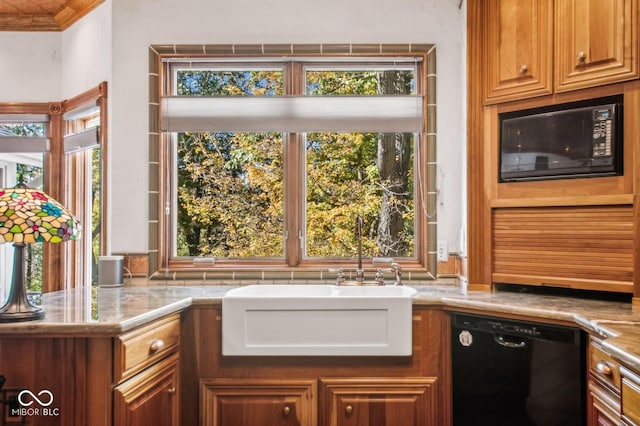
[376,71,412,257]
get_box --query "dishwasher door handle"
[494,334,527,348]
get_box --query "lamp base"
[0,242,45,322]
[0,307,45,323]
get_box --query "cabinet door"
[201,379,317,426]
[319,378,437,426]
[587,381,621,426]
[113,353,179,426]
[484,0,553,104]
[621,366,640,426]
[555,0,639,92]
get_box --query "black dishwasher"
[450,313,585,426]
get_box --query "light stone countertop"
[1,282,639,370]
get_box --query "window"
[0,117,47,299]
[0,82,107,297]
[64,101,103,286]
[154,45,435,277]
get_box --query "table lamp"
[0,184,81,322]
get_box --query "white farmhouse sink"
[222,284,416,356]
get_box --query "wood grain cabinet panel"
[492,205,634,292]
[115,313,180,382]
[588,383,621,426]
[114,353,180,426]
[319,378,437,426]
[483,0,553,104]
[621,366,640,425]
[200,379,317,426]
[587,337,622,426]
[555,0,639,92]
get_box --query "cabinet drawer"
[621,366,640,426]
[115,314,181,382]
[590,339,621,392]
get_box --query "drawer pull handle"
[519,64,528,74]
[167,385,176,395]
[149,338,165,353]
[596,361,613,377]
[345,405,353,416]
[282,405,291,416]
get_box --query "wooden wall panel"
[492,205,634,292]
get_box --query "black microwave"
[499,95,623,182]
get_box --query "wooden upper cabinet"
[555,0,639,92]
[484,0,553,104]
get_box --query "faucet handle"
[372,258,402,285]
[329,268,345,285]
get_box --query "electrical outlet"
[437,240,448,262]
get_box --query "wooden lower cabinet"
[114,353,180,426]
[588,336,622,426]
[200,377,436,426]
[588,381,621,426]
[200,379,317,426]
[319,378,436,426]
[183,307,451,426]
[621,366,640,426]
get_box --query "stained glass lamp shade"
[0,185,81,322]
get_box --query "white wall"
[109,0,468,256]
[0,0,467,260]
[0,32,62,102]
[61,1,112,100]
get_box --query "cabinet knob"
[577,51,587,63]
[345,404,353,416]
[596,360,613,377]
[167,385,176,395]
[149,338,165,353]
[282,405,291,416]
[519,64,528,74]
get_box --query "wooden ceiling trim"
[0,0,104,31]
[54,0,104,30]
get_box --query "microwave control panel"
[592,107,614,158]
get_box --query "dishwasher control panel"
[450,313,581,344]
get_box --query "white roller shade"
[0,136,49,152]
[0,114,49,123]
[63,104,99,120]
[64,127,100,153]
[161,96,423,133]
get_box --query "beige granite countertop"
[1,283,639,370]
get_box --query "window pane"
[90,148,101,284]
[0,123,45,137]
[65,110,102,286]
[0,123,45,297]
[304,67,417,259]
[176,131,283,258]
[176,69,284,96]
[174,68,285,259]
[306,69,416,96]
[305,132,414,258]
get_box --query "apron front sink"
[222,284,416,356]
